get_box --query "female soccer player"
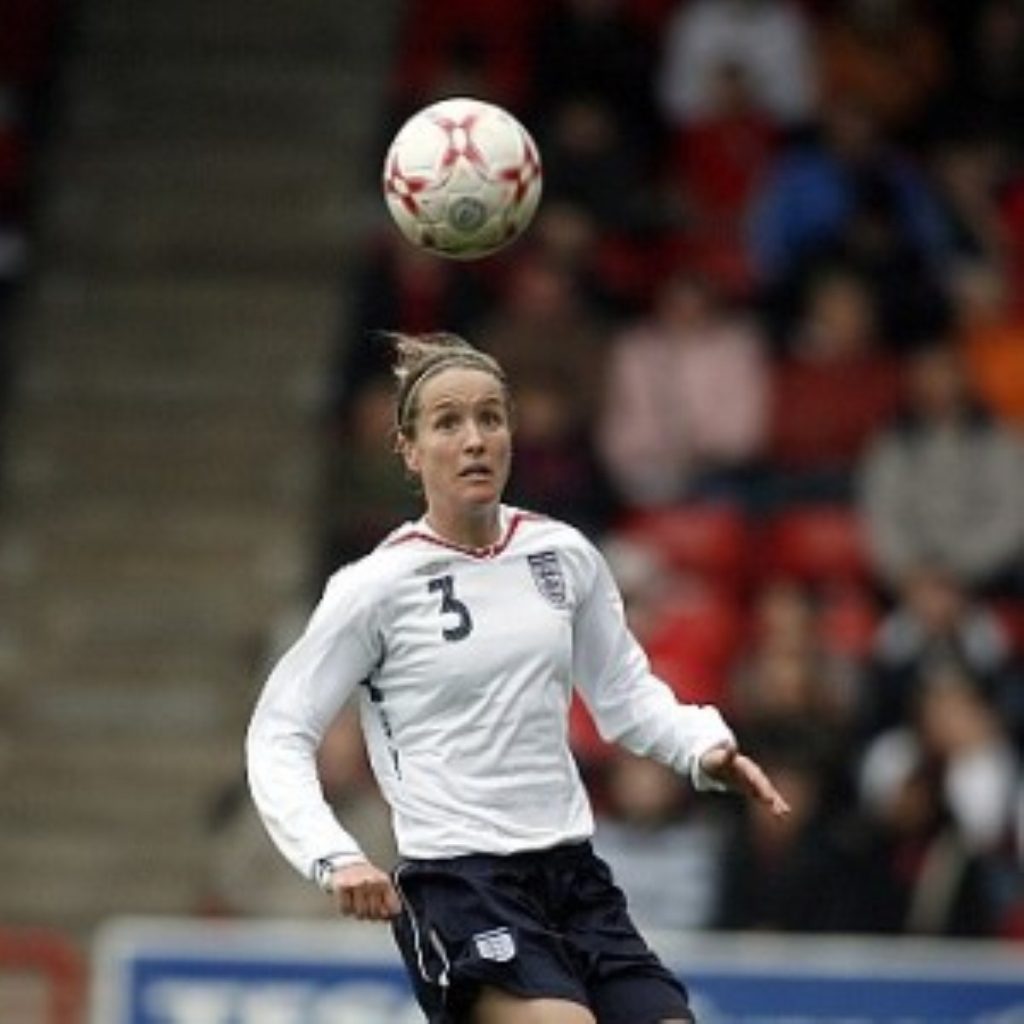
[246,333,790,1024]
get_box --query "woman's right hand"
[330,860,402,921]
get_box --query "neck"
[425,505,502,552]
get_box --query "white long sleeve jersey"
[246,506,734,882]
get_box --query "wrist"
[313,853,365,893]
[692,739,735,793]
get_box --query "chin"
[464,486,501,507]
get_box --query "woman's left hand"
[700,742,791,817]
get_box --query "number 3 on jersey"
[428,575,473,641]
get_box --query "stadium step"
[16,274,337,397]
[0,734,240,930]
[5,426,313,506]
[51,140,352,206]
[0,829,212,933]
[0,0,402,935]
[64,52,383,147]
[80,0,364,59]
[0,737,238,822]
[40,185,358,277]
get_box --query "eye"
[434,412,460,431]
[479,407,506,428]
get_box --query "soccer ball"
[382,97,542,260]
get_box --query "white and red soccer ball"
[382,97,542,260]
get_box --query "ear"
[399,436,421,476]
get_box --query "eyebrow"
[425,394,505,413]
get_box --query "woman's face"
[401,366,512,521]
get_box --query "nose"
[463,419,485,451]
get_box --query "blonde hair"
[391,332,508,439]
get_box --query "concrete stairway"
[0,0,400,934]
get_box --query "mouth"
[459,465,493,481]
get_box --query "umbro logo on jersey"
[473,927,516,962]
[415,558,454,576]
[528,550,567,608]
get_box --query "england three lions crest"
[472,927,516,963]
[528,550,568,608]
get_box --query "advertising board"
[91,919,1024,1024]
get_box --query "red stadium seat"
[391,0,543,112]
[616,503,752,594]
[646,588,744,705]
[758,504,871,586]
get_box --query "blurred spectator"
[539,97,659,237]
[914,666,1020,855]
[531,0,661,152]
[862,664,1020,872]
[473,254,609,426]
[713,727,880,932]
[949,0,1024,151]
[527,203,628,317]
[597,272,769,508]
[664,62,780,297]
[768,266,903,502]
[815,0,948,139]
[953,261,1024,429]
[747,100,952,344]
[729,579,862,745]
[505,369,616,537]
[930,132,1010,270]
[865,565,1020,739]
[593,751,725,931]
[658,0,817,126]
[859,342,1024,592]
[857,721,1001,936]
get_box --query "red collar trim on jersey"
[384,510,542,559]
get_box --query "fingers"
[339,878,397,921]
[331,863,402,922]
[733,754,791,818]
[701,744,792,819]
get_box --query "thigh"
[471,987,596,1024]
[560,852,694,1024]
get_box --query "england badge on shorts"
[473,927,516,962]
[528,550,567,608]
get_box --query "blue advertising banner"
[91,919,1024,1024]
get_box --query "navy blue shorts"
[390,841,694,1024]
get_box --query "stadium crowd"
[303,0,1024,941]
